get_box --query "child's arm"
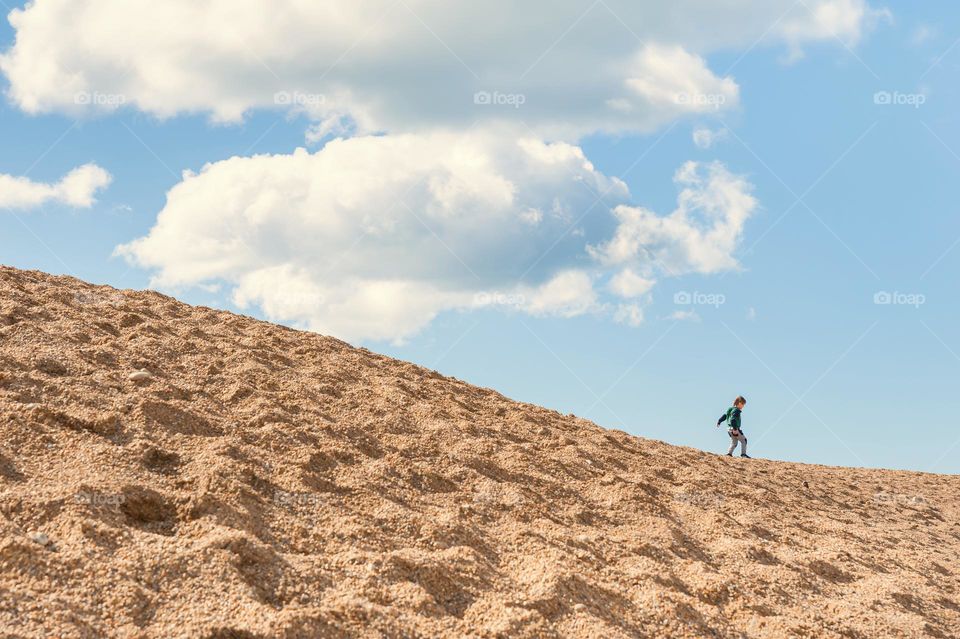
[716,411,728,427]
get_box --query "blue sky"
[2,1,959,473]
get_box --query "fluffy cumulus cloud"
[1,0,881,137]
[117,133,754,342]
[776,0,891,61]
[0,164,111,210]
[589,161,757,277]
[117,132,630,341]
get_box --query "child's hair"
[734,395,747,406]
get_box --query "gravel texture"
[0,266,958,638]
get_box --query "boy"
[717,396,750,458]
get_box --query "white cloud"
[117,129,754,342]
[777,0,891,61]
[614,303,644,327]
[231,266,459,344]
[589,161,757,276]
[612,44,739,123]
[609,268,656,298]
[692,126,728,149]
[117,131,626,342]
[0,164,112,210]
[746,306,757,321]
[522,270,600,318]
[0,1,882,138]
[304,115,356,145]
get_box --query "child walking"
[717,396,750,458]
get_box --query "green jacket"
[718,406,742,431]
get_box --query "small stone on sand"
[29,532,50,546]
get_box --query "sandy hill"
[0,266,958,639]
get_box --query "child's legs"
[728,430,747,455]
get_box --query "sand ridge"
[0,266,958,638]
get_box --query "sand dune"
[0,266,957,638]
